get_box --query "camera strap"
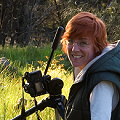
[21,77,26,120]
[21,77,41,120]
[21,88,26,120]
[34,97,41,120]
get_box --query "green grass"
[0,44,73,120]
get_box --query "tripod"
[12,95,66,120]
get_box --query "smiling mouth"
[73,55,83,58]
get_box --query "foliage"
[0,0,119,47]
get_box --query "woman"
[61,12,120,120]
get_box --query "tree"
[0,0,119,47]
[0,0,65,46]
[0,0,38,47]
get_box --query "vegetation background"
[0,0,120,119]
[0,0,120,47]
[0,45,73,120]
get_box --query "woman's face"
[67,34,96,69]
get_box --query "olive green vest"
[65,41,120,120]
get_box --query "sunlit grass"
[0,45,73,120]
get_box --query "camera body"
[23,70,47,97]
[23,70,63,97]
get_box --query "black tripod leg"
[12,99,48,120]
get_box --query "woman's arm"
[90,81,119,120]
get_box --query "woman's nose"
[72,43,80,51]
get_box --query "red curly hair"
[61,12,109,55]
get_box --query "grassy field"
[0,44,73,120]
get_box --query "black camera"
[22,70,64,97]
[12,27,65,120]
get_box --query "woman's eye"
[79,41,88,45]
[68,40,73,44]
